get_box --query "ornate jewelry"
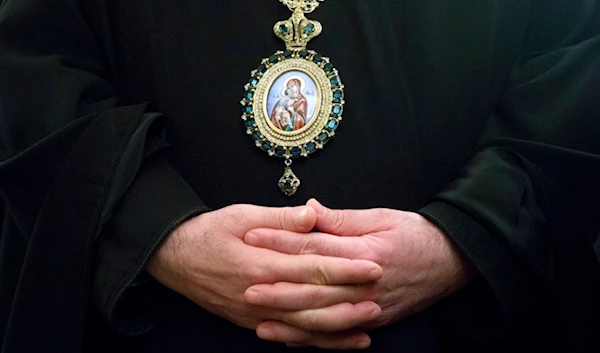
[241,0,345,196]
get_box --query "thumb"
[306,199,373,236]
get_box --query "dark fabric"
[1,105,144,351]
[1,0,599,352]
[0,0,207,351]
[93,155,209,336]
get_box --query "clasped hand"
[148,200,473,350]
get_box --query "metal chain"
[280,0,325,13]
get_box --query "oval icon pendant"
[240,1,345,196]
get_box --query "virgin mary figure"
[270,78,307,132]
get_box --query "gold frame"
[256,59,327,145]
[241,50,345,159]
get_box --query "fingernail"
[369,265,384,279]
[358,301,381,318]
[244,231,258,245]
[244,288,262,304]
[298,207,309,226]
[357,339,371,349]
[370,305,382,318]
[257,327,275,341]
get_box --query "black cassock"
[1,1,599,352]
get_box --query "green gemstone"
[324,63,334,73]
[299,50,309,59]
[327,119,339,131]
[282,180,293,191]
[317,132,330,143]
[261,141,272,151]
[291,147,302,157]
[279,24,289,35]
[333,90,344,102]
[304,23,315,35]
[275,146,286,156]
[312,54,323,63]
[283,50,293,59]
[269,55,280,64]
[245,119,256,128]
[330,76,341,87]
[252,131,261,141]
[257,64,267,74]
[306,142,317,154]
[332,105,343,116]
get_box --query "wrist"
[146,213,205,285]
[422,215,476,297]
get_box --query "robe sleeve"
[418,0,600,349]
[0,0,208,351]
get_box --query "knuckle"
[300,312,321,331]
[360,238,385,264]
[312,263,331,285]
[221,205,247,224]
[249,264,271,284]
[359,283,380,303]
[234,303,252,317]
[372,208,389,223]
[364,248,382,264]
[298,238,317,255]
[308,287,326,306]
[278,208,290,230]
[331,211,346,232]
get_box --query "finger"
[245,282,372,310]
[229,204,317,233]
[259,204,317,233]
[277,301,381,332]
[257,321,371,350]
[266,254,383,285]
[245,228,368,258]
[307,199,384,236]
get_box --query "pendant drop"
[278,159,301,196]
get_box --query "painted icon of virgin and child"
[270,78,308,132]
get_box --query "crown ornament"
[274,0,324,50]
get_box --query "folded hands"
[147,199,474,350]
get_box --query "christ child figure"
[272,95,296,131]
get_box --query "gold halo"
[281,75,306,95]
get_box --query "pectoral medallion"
[241,0,345,196]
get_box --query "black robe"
[1,0,599,352]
